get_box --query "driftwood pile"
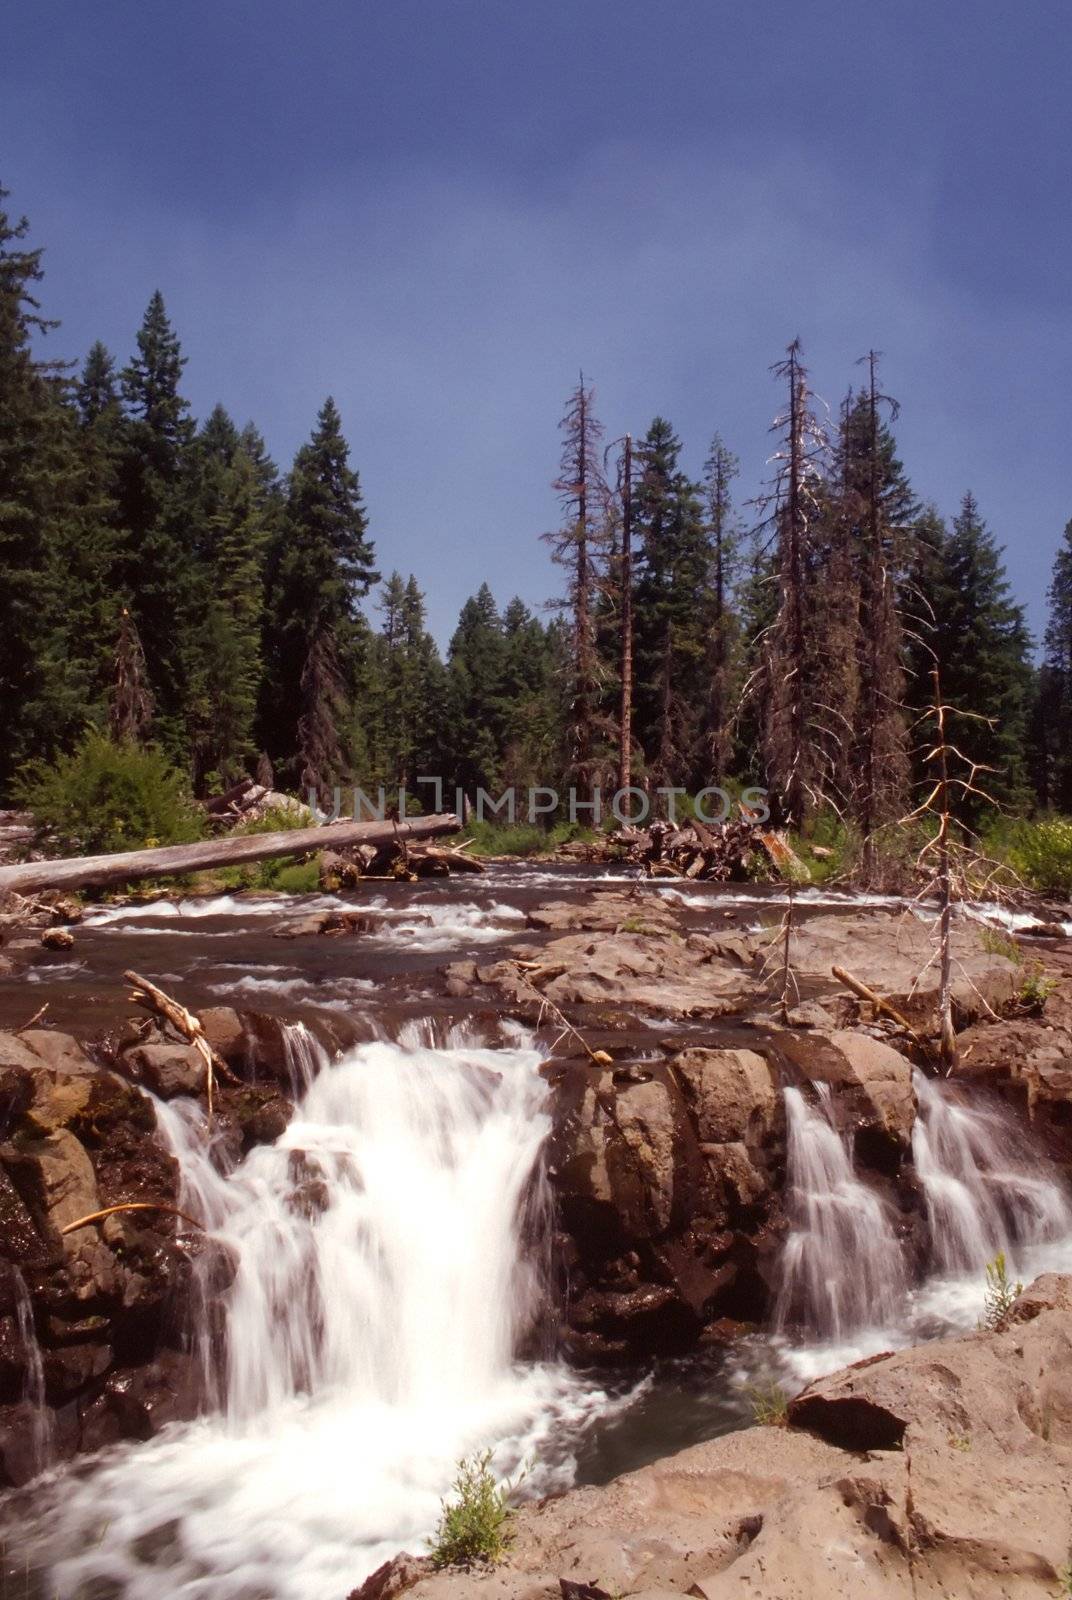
[320,834,484,887]
[557,816,807,882]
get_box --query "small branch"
[124,969,240,1117]
[831,964,928,1052]
[509,962,612,1067]
[60,1201,205,1235]
[15,1003,49,1033]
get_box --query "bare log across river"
[0,813,462,896]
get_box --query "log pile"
[319,835,484,887]
[557,816,808,882]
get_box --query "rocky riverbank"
[356,1271,1072,1600]
[2,875,1072,1496]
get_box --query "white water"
[775,1085,906,1341]
[26,1028,608,1600]
[912,1071,1072,1274]
[12,1268,52,1476]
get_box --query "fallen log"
[0,813,462,896]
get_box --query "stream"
[2,864,1072,1599]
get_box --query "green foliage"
[746,1380,789,1427]
[1017,968,1058,1014]
[993,816,1072,895]
[981,1251,1022,1330]
[978,926,1022,964]
[15,731,201,854]
[428,1451,514,1569]
[463,819,596,857]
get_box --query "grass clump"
[980,1251,1022,1330]
[746,1380,789,1427]
[15,731,202,855]
[463,819,596,857]
[428,1451,515,1569]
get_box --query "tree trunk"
[0,814,462,896]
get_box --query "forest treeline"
[4,181,1072,839]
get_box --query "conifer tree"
[749,342,833,822]
[544,377,606,796]
[444,584,506,796]
[0,186,87,791]
[632,417,710,792]
[839,356,918,866]
[702,434,744,780]
[109,607,153,743]
[263,397,378,784]
[118,291,197,755]
[909,494,1032,815]
[1038,518,1072,809]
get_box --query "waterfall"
[775,1085,906,1340]
[12,1267,52,1475]
[27,1030,600,1600]
[912,1071,1072,1275]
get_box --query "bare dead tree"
[543,375,607,798]
[109,608,153,743]
[904,666,1014,1071]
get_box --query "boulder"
[122,1041,206,1099]
[773,1028,915,1165]
[672,1048,779,1146]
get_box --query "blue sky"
[3,1,1069,646]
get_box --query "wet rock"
[198,1004,246,1063]
[774,1029,915,1165]
[39,926,74,950]
[398,1274,1072,1600]
[527,892,679,935]
[776,910,1021,1023]
[673,1048,779,1146]
[122,1041,206,1098]
[99,1347,202,1440]
[455,929,756,1019]
[1,1127,99,1236]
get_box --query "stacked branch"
[556,817,807,882]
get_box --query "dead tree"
[905,667,1011,1071]
[544,375,606,799]
[109,608,153,743]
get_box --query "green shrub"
[979,927,1022,964]
[15,732,202,855]
[428,1451,514,1568]
[463,819,597,857]
[989,816,1072,895]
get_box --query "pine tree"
[118,291,197,756]
[1038,518,1072,809]
[910,494,1032,815]
[749,343,834,822]
[109,607,153,743]
[632,418,710,792]
[702,434,744,780]
[0,185,88,792]
[185,416,273,787]
[544,377,606,797]
[444,585,507,796]
[263,397,379,785]
[838,357,918,865]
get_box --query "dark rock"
[122,1041,205,1098]
[101,1348,202,1440]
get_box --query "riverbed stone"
[672,1047,779,1145]
[123,1040,206,1098]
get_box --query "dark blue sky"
[4,1,1069,644]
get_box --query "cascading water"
[775,1084,906,1340]
[912,1070,1072,1275]
[11,1267,52,1476]
[18,1027,606,1600]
